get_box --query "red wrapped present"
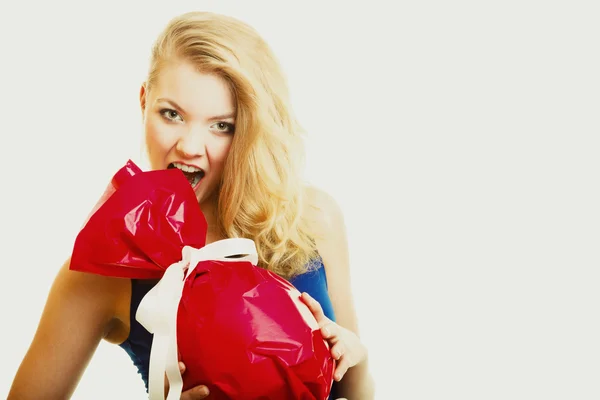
[69,160,335,400]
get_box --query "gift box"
[70,160,335,400]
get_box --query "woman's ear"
[139,83,147,115]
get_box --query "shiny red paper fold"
[69,160,334,399]
[70,160,207,279]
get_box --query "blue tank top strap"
[119,258,338,397]
[289,257,336,322]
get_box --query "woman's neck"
[200,195,224,244]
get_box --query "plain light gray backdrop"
[0,1,598,399]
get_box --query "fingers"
[333,353,353,382]
[320,321,340,342]
[165,362,188,396]
[170,361,210,399]
[180,385,210,400]
[301,292,353,382]
[301,292,328,324]
[163,361,215,400]
[330,340,345,361]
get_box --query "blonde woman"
[9,11,374,400]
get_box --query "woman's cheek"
[146,121,173,153]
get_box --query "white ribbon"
[136,238,259,400]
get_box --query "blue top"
[119,258,339,398]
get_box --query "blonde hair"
[146,11,319,279]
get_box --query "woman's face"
[140,61,236,206]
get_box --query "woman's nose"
[175,128,207,158]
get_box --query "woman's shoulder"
[303,185,346,238]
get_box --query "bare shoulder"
[303,187,359,332]
[303,185,346,239]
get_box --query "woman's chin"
[196,184,218,208]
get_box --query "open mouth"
[168,162,205,188]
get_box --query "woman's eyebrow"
[207,112,236,121]
[156,98,186,114]
[156,97,235,120]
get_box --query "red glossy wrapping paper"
[178,259,334,399]
[69,160,335,399]
[70,160,207,279]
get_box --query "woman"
[8,11,374,399]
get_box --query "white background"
[0,1,598,399]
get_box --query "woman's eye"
[160,109,183,122]
[212,122,235,133]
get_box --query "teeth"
[172,162,202,173]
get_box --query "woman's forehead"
[152,62,236,118]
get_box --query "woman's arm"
[306,187,376,399]
[8,258,129,400]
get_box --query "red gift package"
[69,160,335,400]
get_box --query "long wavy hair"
[145,11,320,279]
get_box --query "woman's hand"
[301,292,367,382]
[164,362,210,399]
